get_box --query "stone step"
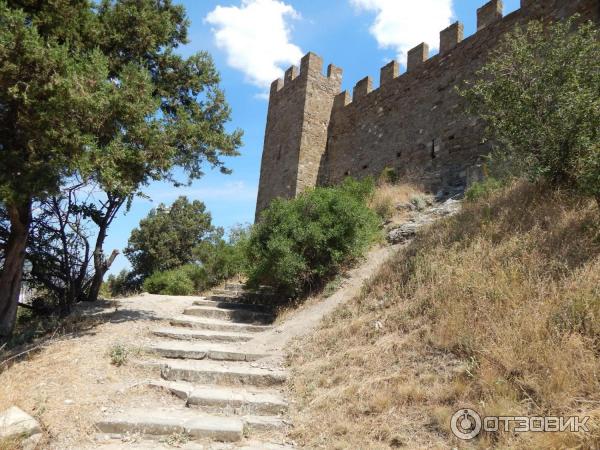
[170,316,272,333]
[160,359,287,387]
[211,289,244,297]
[152,327,253,343]
[183,306,274,324]
[215,285,276,296]
[223,283,245,292]
[150,380,288,416]
[95,408,243,442]
[245,415,288,432]
[194,298,273,313]
[146,341,267,362]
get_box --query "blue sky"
[105,0,521,274]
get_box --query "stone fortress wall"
[255,0,599,219]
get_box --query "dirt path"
[242,244,402,363]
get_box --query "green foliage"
[338,177,375,203]
[143,266,195,296]
[459,18,600,202]
[0,1,111,206]
[180,264,208,292]
[0,0,243,337]
[125,197,215,277]
[194,224,250,287]
[465,177,504,202]
[246,179,379,298]
[107,343,129,367]
[574,144,600,207]
[103,270,140,298]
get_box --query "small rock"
[0,406,42,447]
[430,198,461,217]
[64,399,74,405]
[22,433,43,450]
[387,223,419,244]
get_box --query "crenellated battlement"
[325,0,508,110]
[478,0,504,30]
[270,52,343,99]
[313,0,597,113]
[256,0,599,220]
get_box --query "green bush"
[460,18,600,205]
[107,343,129,367]
[125,197,216,278]
[575,143,600,208]
[194,224,250,287]
[143,267,195,296]
[103,270,140,298]
[247,178,379,298]
[180,264,209,292]
[465,177,504,202]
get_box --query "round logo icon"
[451,408,482,440]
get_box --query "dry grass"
[368,183,422,222]
[0,437,23,450]
[287,181,600,449]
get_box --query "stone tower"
[255,0,599,221]
[255,52,342,220]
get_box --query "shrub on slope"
[247,178,379,298]
[288,181,600,449]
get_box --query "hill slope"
[287,181,600,449]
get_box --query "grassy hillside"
[287,181,600,449]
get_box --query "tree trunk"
[86,219,119,302]
[0,199,32,343]
[86,194,124,302]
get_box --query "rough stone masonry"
[255,0,600,220]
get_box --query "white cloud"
[205,0,303,90]
[351,0,454,63]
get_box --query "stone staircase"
[95,283,294,449]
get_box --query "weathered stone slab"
[244,415,288,432]
[96,408,243,442]
[0,406,42,444]
[170,316,272,333]
[160,360,287,387]
[387,223,420,244]
[152,327,254,343]
[188,386,288,416]
[146,341,267,362]
[182,306,274,324]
